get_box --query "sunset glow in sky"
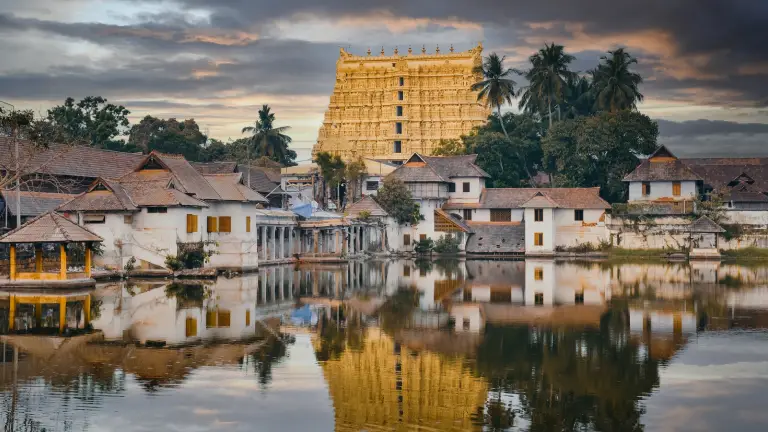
[1,0,767,161]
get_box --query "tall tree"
[519,43,577,128]
[542,110,658,202]
[46,96,131,149]
[344,157,368,204]
[431,139,467,156]
[373,177,421,225]
[471,53,536,185]
[562,75,597,119]
[241,105,296,167]
[591,48,644,112]
[128,116,207,161]
[314,151,346,208]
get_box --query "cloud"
[656,119,768,157]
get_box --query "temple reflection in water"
[2,259,768,430]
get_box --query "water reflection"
[1,260,768,430]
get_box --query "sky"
[0,0,767,163]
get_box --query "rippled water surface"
[3,259,768,431]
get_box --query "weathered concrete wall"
[628,180,697,202]
[554,209,608,248]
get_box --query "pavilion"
[0,212,103,286]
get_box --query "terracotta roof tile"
[57,178,138,212]
[203,173,269,203]
[388,153,489,183]
[1,190,75,216]
[0,212,103,243]
[623,159,703,182]
[445,188,609,210]
[237,164,283,194]
[345,196,388,217]
[191,161,238,175]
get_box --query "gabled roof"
[203,173,269,203]
[623,146,703,182]
[521,192,560,208]
[0,212,103,244]
[191,161,238,175]
[388,153,489,183]
[689,216,725,233]
[237,164,283,195]
[1,190,76,216]
[445,188,610,210]
[58,178,138,212]
[135,152,221,200]
[345,196,388,218]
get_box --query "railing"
[612,201,696,216]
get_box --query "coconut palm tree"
[241,104,293,165]
[471,53,536,185]
[562,74,596,119]
[591,48,644,112]
[471,53,519,139]
[518,43,577,128]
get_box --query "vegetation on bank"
[721,247,768,259]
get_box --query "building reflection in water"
[2,260,768,430]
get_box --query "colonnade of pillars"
[257,225,296,262]
[296,225,370,257]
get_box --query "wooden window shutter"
[246,310,251,326]
[219,216,232,233]
[246,216,251,232]
[207,216,218,233]
[185,317,197,337]
[186,214,198,233]
[672,182,681,196]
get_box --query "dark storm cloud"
[657,119,768,138]
[657,119,768,157]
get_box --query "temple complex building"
[313,44,491,164]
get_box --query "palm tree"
[471,53,518,139]
[591,48,644,112]
[471,53,536,186]
[562,75,596,119]
[241,104,293,165]
[518,43,577,128]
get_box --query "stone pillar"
[288,227,294,257]
[335,230,341,255]
[313,230,319,255]
[278,226,284,259]
[260,226,268,261]
[270,226,277,261]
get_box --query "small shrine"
[0,212,103,286]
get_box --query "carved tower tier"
[313,43,491,163]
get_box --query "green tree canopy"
[591,48,644,112]
[519,43,577,128]
[432,138,467,156]
[242,104,296,166]
[541,110,658,202]
[128,116,207,161]
[374,177,421,225]
[46,96,131,149]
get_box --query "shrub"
[164,254,184,271]
[413,238,434,254]
[123,256,137,271]
[357,210,372,221]
[433,235,461,254]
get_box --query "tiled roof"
[345,196,388,218]
[149,153,220,200]
[120,181,209,208]
[0,212,103,244]
[203,173,269,203]
[689,216,725,233]
[1,190,75,216]
[388,153,489,183]
[623,159,703,182]
[58,178,138,212]
[191,161,238,175]
[683,159,768,193]
[237,164,283,194]
[445,188,610,210]
[0,137,144,179]
[465,223,525,254]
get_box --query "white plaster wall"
[553,208,608,248]
[628,181,697,202]
[450,304,484,332]
[553,263,611,305]
[75,212,135,269]
[447,177,484,202]
[466,208,523,223]
[362,175,384,197]
[723,210,768,226]
[524,259,555,306]
[524,208,555,254]
[628,310,697,334]
[206,202,259,269]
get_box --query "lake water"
[3,259,768,431]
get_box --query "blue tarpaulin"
[292,203,313,218]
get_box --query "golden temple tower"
[313,43,491,163]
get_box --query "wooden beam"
[9,244,16,281]
[59,244,67,280]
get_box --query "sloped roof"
[203,173,269,203]
[0,212,103,243]
[689,216,725,233]
[465,223,525,254]
[623,159,703,182]
[435,208,473,233]
[191,161,238,175]
[683,158,768,194]
[237,164,283,194]
[121,181,209,208]
[521,192,560,208]
[388,153,489,183]
[1,190,75,216]
[345,196,388,218]
[58,178,138,212]
[0,137,144,179]
[446,188,609,210]
[146,152,220,200]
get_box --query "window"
[246,216,251,233]
[207,216,218,233]
[403,265,411,276]
[245,310,251,326]
[419,234,427,241]
[642,182,651,196]
[403,234,411,246]
[399,77,404,86]
[448,183,456,193]
[534,209,544,222]
[219,216,231,233]
[463,209,473,221]
[672,181,681,196]
[396,122,403,134]
[124,215,133,225]
[534,292,544,306]
[83,214,105,224]
[185,317,197,337]
[398,91,404,100]
[574,209,584,221]
[186,214,198,233]
[147,207,167,213]
[394,140,402,153]
[206,310,231,328]
[575,292,585,304]
[396,106,403,116]
[534,232,544,246]
[490,209,512,222]
[534,267,544,281]
[462,182,470,193]
[366,181,379,191]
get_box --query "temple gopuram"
[314,43,491,164]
